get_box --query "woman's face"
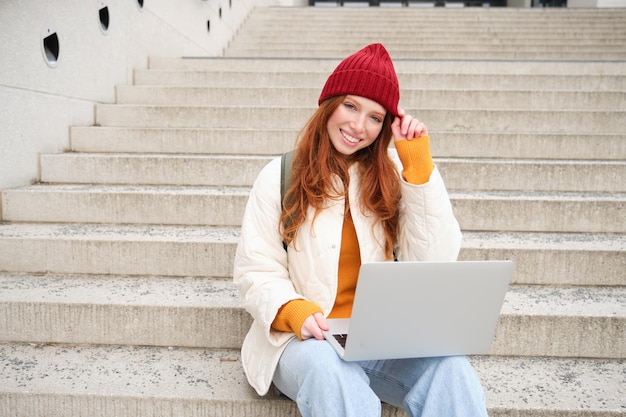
[327,95,386,156]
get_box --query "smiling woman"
[233,43,482,417]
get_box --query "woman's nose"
[350,114,366,132]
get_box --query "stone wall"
[0,0,260,189]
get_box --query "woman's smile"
[340,129,361,144]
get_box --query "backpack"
[280,150,295,213]
[280,150,295,250]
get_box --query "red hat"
[318,43,400,118]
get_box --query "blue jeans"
[273,338,489,417]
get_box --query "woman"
[233,43,488,417]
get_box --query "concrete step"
[452,191,626,233]
[1,273,624,358]
[246,7,626,21]
[233,45,625,59]
[69,126,296,155]
[39,153,626,192]
[225,9,626,60]
[234,19,626,33]
[0,223,238,278]
[233,31,626,43]
[241,8,626,31]
[225,39,626,53]
[133,69,626,91]
[438,158,626,193]
[69,127,626,161]
[1,185,250,226]
[2,343,623,417]
[116,85,626,110]
[95,104,625,134]
[40,154,271,187]
[494,284,625,358]
[0,273,248,349]
[148,57,626,76]
[237,18,626,34]
[3,185,625,233]
[233,9,626,60]
[0,223,623,286]
[460,231,625,286]
[234,24,626,37]
[223,45,625,60]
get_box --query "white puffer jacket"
[233,150,462,395]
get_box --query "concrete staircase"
[1,6,625,416]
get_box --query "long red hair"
[280,95,401,259]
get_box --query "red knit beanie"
[318,43,400,118]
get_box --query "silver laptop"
[322,260,513,361]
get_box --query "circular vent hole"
[98,1,110,33]
[41,24,60,67]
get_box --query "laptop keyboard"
[333,333,348,348]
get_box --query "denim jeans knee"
[273,338,381,417]
[361,356,488,417]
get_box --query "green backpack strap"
[280,150,294,212]
[280,150,295,251]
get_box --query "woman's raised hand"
[391,108,428,142]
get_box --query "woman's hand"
[300,312,329,340]
[392,108,428,142]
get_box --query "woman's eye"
[344,102,356,110]
[371,116,383,123]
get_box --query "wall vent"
[41,23,60,68]
[98,0,110,34]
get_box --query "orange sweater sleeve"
[271,299,323,341]
[394,135,434,185]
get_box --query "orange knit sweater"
[272,136,434,340]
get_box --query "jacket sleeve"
[390,150,462,262]
[233,157,305,345]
